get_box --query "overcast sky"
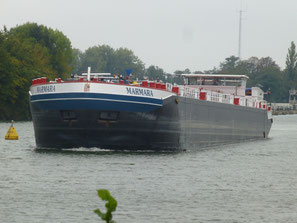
[1,0,297,73]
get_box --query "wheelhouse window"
[183,74,248,88]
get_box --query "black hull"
[30,96,272,151]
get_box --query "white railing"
[178,86,268,110]
[166,83,173,92]
[222,94,232,104]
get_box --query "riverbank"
[272,110,297,115]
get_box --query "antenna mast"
[238,9,243,59]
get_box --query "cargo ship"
[29,69,273,150]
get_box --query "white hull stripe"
[31,97,163,107]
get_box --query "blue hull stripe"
[30,93,163,112]
[31,93,162,104]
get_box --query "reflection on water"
[1,115,297,223]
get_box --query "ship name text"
[126,87,153,97]
[36,85,56,93]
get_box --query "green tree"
[0,23,73,120]
[80,45,117,73]
[81,45,108,73]
[219,55,240,74]
[227,56,285,102]
[203,67,219,74]
[250,58,284,102]
[174,68,191,75]
[170,68,194,84]
[193,70,204,74]
[145,65,167,82]
[216,55,287,102]
[113,47,145,79]
[78,45,145,79]
[0,29,17,119]
[72,48,84,74]
[9,22,73,78]
[285,41,297,84]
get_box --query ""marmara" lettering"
[36,85,56,93]
[126,87,153,97]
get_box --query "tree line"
[0,23,297,120]
[0,23,72,120]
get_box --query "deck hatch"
[98,111,119,121]
[60,110,77,120]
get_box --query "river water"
[1,115,297,223]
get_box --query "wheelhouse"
[182,74,248,87]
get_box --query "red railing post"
[234,98,239,105]
[172,86,179,95]
[200,92,206,100]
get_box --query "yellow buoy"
[5,120,19,140]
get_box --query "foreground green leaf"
[94,189,117,223]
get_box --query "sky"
[1,0,297,73]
